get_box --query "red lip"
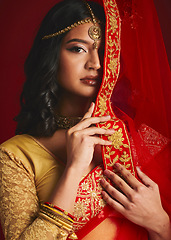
[80,75,99,81]
[80,76,99,86]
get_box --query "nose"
[85,50,101,70]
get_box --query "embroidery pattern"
[0,148,61,240]
[138,124,169,156]
[93,0,135,175]
[73,166,106,232]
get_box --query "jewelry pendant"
[88,25,102,49]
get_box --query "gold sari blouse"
[0,134,68,240]
[0,134,111,239]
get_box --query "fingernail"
[104,169,110,175]
[108,129,115,133]
[103,115,111,119]
[100,179,105,184]
[136,166,141,171]
[101,191,105,197]
[114,163,120,168]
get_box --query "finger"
[75,127,115,136]
[82,102,95,120]
[114,163,143,190]
[101,178,128,207]
[90,136,112,146]
[136,167,156,188]
[75,115,111,130]
[104,169,134,200]
[101,190,125,214]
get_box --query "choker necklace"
[55,114,82,129]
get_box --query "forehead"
[63,22,102,43]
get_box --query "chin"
[80,89,99,98]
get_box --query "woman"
[0,0,171,239]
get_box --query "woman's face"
[57,22,104,99]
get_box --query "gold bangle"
[39,202,78,239]
[39,211,72,232]
[40,206,73,226]
[39,206,78,239]
[40,209,73,229]
[40,208,72,225]
[40,203,74,223]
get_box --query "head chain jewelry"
[83,1,102,48]
[42,1,102,49]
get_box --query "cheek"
[57,55,72,84]
[57,54,84,85]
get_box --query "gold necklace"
[55,114,82,129]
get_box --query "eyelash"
[67,46,87,53]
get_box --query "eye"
[67,46,87,53]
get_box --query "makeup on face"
[57,23,104,99]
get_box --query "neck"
[56,92,94,117]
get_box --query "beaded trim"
[42,0,102,45]
[55,114,82,129]
[42,18,100,40]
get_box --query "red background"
[0,0,58,144]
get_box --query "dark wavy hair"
[15,0,105,137]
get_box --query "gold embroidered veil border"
[93,0,135,175]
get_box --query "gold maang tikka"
[42,1,102,49]
[84,1,102,49]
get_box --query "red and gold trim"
[70,0,138,236]
[71,1,136,234]
[93,0,135,175]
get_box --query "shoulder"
[0,134,40,162]
[0,135,56,176]
[1,134,34,149]
[0,134,62,181]
[0,135,38,173]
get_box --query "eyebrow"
[66,38,89,44]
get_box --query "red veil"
[75,0,171,239]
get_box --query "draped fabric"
[114,0,171,138]
[75,0,171,238]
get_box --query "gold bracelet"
[40,203,74,223]
[40,205,73,226]
[39,212,78,239]
[39,202,78,239]
[39,211,72,232]
[40,208,72,225]
[40,209,73,229]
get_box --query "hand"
[66,102,114,172]
[101,164,169,234]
